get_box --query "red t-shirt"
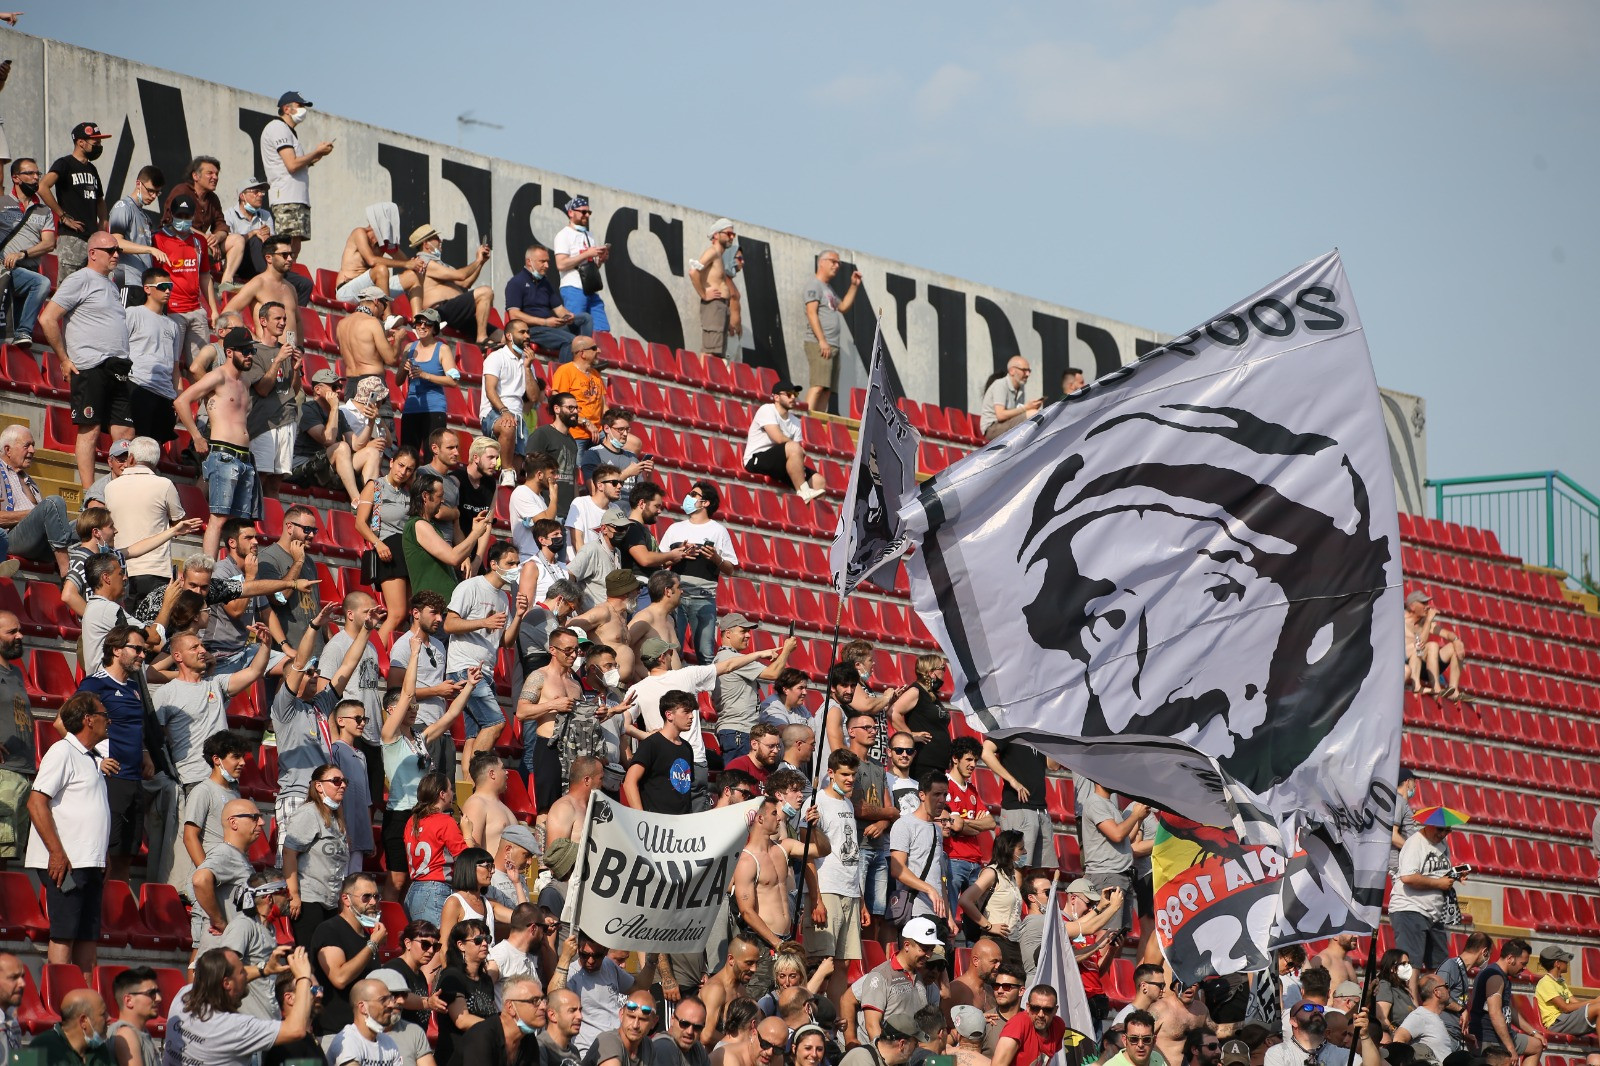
[1075,929,1104,997]
[944,773,991,863]
[999,1009,1066,1066]
[723,755,771,785]
[404,811,466,882]
[153,230,211,315]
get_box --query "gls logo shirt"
[153,230,211,314]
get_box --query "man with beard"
[1153,982,1212,1066]
[1316,934,1361,992]
[174,326,262,560]
[39,121,110,280]
[165,947,318,1065]
[528,392,584,520]
[0,611,32,872]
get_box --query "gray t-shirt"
[193,842,256,953]
[445,577,507,674]
[220,914,282,1020]
[327,1023,404,1066]
[415,465,460,544]
[389,632,447,725]
[154,676,233,785]
[979,377,1025,434]
[282,802,349,908]
[587,1029,656,1066]
[163,987,284,1066]
[853,758,891,854]
[1389,800,1420,875]
[240,345,300,435]
[1081,793,1134,876]
[272,685,337,797]
[50,266,128,370]
[257,543,320,654]
[888,814,944,917]
[711,649,763,735]
[126,304,184,398]
[322,630,385,746]
[332,740,375,853]
[388,1021,432,1066]
[801,276,842,346]
[107,195,155,286]
[184,778,240,856]
[204,556,257,659]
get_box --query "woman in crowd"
[402,474,495,599]
[404,772,468,927]
[390,919,446,1028]
[282,763,352,946]
[435,918,498,1066]
[439,847,511,946]
[397,309,460,452]
[355,443,418,639]
[1374,947,1418,1040]
[959,827,1027,937]
[756,944,833,1015]
[895,653,952,780]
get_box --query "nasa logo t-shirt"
[631,731,696,815]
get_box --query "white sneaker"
[797,484,826,503]
[499,470,518,487]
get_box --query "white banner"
[564,792,760,952]
[831,322,922,598]
[899,251,1403,976]
[1032,889,1095,1038]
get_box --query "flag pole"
[1344,798,1407,1066]
[790,599,848,933]
[561,789,598,942]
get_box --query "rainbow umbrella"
[1414,805,1470,828]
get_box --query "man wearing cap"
[660,482,741,666]
[553,196,611,333]
[220,176,275,289]
[950,1005,993,1066]
[402,223,493,346]
[1404,589,1466,699]
[846,917,941,1045]
[744,380,826,502]
[39,121,111,280]
[505,243,591,363]
[104,164,167,305]
[261,92,333,254]
[1390,816,1465,972]
[1533,945,1600,1044]
[123,266,188,444]
[174,324,263,559]
[38,229,137,491]
[83,436,134,509]
[567,506,628,612]
[801,250,861,416]
[360,968,434,1066]
[290,367,366,504]
[153,191,219,367]
[691,220,738,357]
[490,826,544,915]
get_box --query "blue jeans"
[527,313,592,364]
[447,668,504,739]
[202,447,262,520]
[678,581,718,664]
[7,267,49,334]
[0,496,72,565]
[481,411,529,455]
[862,846,891,917]
[949,857,983,922]
[717,729,751,762]
[405,879,451,927]
[559,287,609,334]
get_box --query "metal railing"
[1428,471,1600,593]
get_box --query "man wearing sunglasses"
[1262,1003,1381,1066]
[655,997,711,1066]
[125,266,187,444]
[590,990,659,1066]
[993,987,1077,1066]
[450,975,547,1066]
[191,797,266,954]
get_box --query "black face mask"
[15,182,36,199]
[85,144,104,161]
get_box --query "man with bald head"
[29,987,112,1065]
[541,987,584,1066]
[329,978,404,1066]
[980,357,1043,440]
[591,990,659,1066]
[155,631,271,790]
[191,797,265,955]
[756,1017,791,1066]
[947,936,1003,1017]
[0,612,32,872]
[320,589,390,802]
[452,975,547,1066]
[0,952,27,1059]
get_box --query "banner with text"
[566,793,760,952]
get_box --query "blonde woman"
[891,653,952,779]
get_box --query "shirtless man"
[690,219,737,357]
[1317,933,1361,991]
[1153,981,1212,1066]
[174,325,259,560]
[731,798,794,999]
[401,223,494,346]
[460,751,516,861]
[334,286,405,399]
[540,755,604,923]
[334,208,419,302]
[949,1005,993,1066]
[515,627,585,807]
[945,937,1001,1019]
[573,569,639,684]
[699,936,760,1047]
[627,572,683,672]
[227,234,300,327]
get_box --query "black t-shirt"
[619,520,663,579]
[528,426,579,517]
[390,957,432,1027]
[309,915,376,1035]
[450,1015,546,1066]
[437,965,499,1066]
[266,1036,326,1066]
[905,686,951,780]
[630,731,694,815]
[991,737,1048,811]
[48,154,104,230]
[453,468,498,530]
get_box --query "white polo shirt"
[25,732,110,870]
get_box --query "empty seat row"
[849,386,984,447]
[1502,886,1600,937]
[1459,624,1600,684]
[1401,733,1600,800]
[1403,546,1568,606]
[1398,512,1508,560]
[1405,695,1600,757]
[1414,778,1598,840]
[1448,830,1600,886]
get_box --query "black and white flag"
[899,251,1402,978]
[830,323,921,598]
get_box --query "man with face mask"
[3,158,61,344]
[106,164,167,302]
[261,91,333,256]
[402,222,494,346]
[579,411,650,493]
[309,873,388,1037]
[29,988,113,1065]
[39,121,111,281]
[330,978,405,1066]
[481,320,544,482]
[0,612,30,873]
[528,391,584,518]
[219,871,295,1021]
[660,483,741,666]
[690,219,738,356]
[152,193,218,370]
[505,243,592,364]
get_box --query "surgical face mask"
[220,768,238,784]
[782,803,800,821]
[370,1008,392,1031]
[681,496,699,515]
[499,564,520,582]
[290,107,308,123]
[530,268,544,281]
[419,246,442,263]
[321,794,340,810]
[546,536,565,554]
[1396,963,1415,981]
[516,1018,539,1036]
[602,667,621,688]
[171,218,194,235]
[857,665,870,682]
[86,1029,107,1050]
[357,911,380,929]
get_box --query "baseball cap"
[880,1014,919,1042]
[599,508,630,530]
[108,439,133,459]
[1405,590,1432,606]
[356,286,389,304]
[1334,981,1363,999]
[413,307,443,328]
[709,217,734,237]
[950,1004,986,1041]
[169,194,197,219]
[238,177,268,195]
[565,195,589,213]
[367,969,410,995]
[409,224,440,248]
[71,121,112,141]
[772,380,801,395]
[1064,877,1098,901]
[717,613,756,632]
[1219,1039,1251,1066]
[500,824,539,857]
[1540,945,1574,966]
[900,915,942,946]
[638,636,672,661]
[311,369,341,386]
[604,570,640,598]
[222,327,255,352]
[567,626,593,646]
[277,91,313,108]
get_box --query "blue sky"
[23,2,1600,501]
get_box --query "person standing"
[690,220,738,357]
[943,736,996,928]
[1390,821,1465,972]
[662,492,742,670]
[889,771,957,938]
[152,193,218,370]
[553,196,610,333]
[75,624,155,882]
[164,946,319,1065]
[623,689,698,815]
[39,121,111,280]
[172,325,264,560]
[310,872,388,1038]
[446,541,529,765]
[108,967,166,1066]
[260,91,333,256]
[980,732,1054,871]
[191,798,266,956]
[1081,781,1147,932]
[801,251,860,415]
[320,590,391,803]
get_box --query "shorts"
[1484,1034,1534,1056]
[55,233,88,279]
[70,358,135,431]
[1389,910,1449,970]
[700,298,729,355]
[38,864,105,943]
[861,846,890,917]
[431,292,479,337]
[272,202,311,239]
[175,309,211,368]
[106,776,148,857]
[400,411,448,454]
[274,792,305,864]
[250,424,296,475]
[744,444,813,488]
[1001,808,1055,869]
[129,385,180,443]
[370,532,408,584]
[202,445,263,520]
[804,339,839,393]
[482,411,529,455]
[1549,1007,1596,1036]
[448,668,504,739]
[0,768,32,860]
[802,893,862,961]
[383,807,413,873]
[288,449,341,491]
[336,270,377,304]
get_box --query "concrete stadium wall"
[9,34,1428,510]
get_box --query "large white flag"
[899,252,1402,978]
[830,322,921,598]
[1033,892,1095,1038]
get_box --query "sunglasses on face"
[1028,1005,1058,1015]
[992,982,1022,991]
[465,936,490,945]
[320,777,347,787]
[759,1037,787,1052]
[678,1018,706,1032]
[412,940,439,951]
[149,282,174,292]
[890,747,916,755]
[1125,1036,1155,1046]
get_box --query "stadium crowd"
[0,70,1572,1066]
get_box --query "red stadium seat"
[0,870,50,941]
[16,967,58,1033]
[40,963,88,1016]
[139,882,197,951]
[102,878,168,950]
